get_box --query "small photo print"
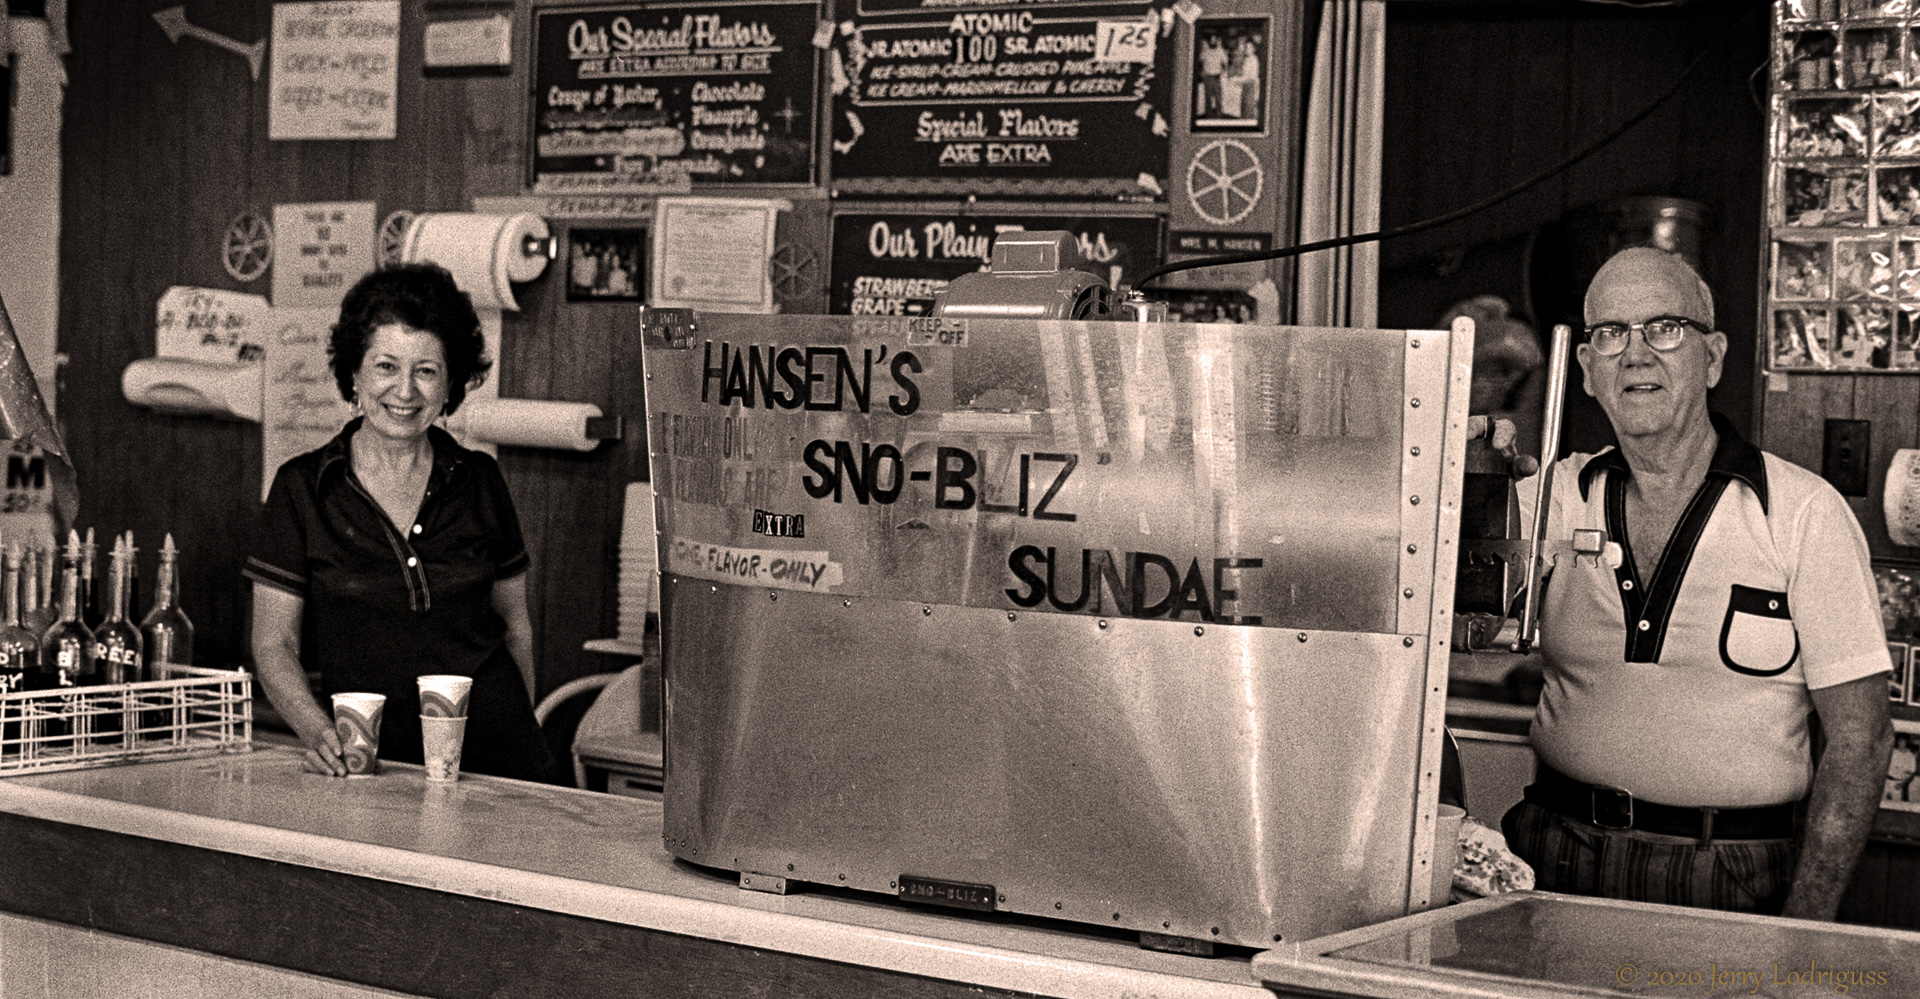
[1784,32,1838,91]
[1837,304,1892,368]
[1895,305,1920,368]
[1192,18,1268,132]
[1844,28,1903,90]
[1878,166,1920,224]
[1877,93,1920,157]
[1835,239,1896,299]
[566,228,647,302]
[1162,288,1259,324]
[1783,165,1867,226]
[1774,239,1832,300]
[1900,241,1920,301]
[1772,307,1835,370]
[1875,563,1920,636]
[1784,97,1869,158]
[1887,731,1920,811]
[1891,643,1911,702]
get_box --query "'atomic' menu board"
[829,212,1163,314]
[531,2,819,191]
[828,0,1175,198]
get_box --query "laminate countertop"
[0,745,1272,999]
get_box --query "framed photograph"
[1192,17,1268,133]
[566,228,648,302]
[1886,726,1920,812]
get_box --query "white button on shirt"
[407,556,418,567]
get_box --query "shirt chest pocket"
[1719,584,1799,677]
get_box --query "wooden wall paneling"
[1852,376,1920,561]
[1760,376,1856,479]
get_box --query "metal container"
[643,313,1472,947]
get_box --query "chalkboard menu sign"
[531,2,819,190]
[829,2,1174,197]
[830,212,1163,315]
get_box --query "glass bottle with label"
[42,532,97,691]
[19,545,47,639]
[94,538,142,686]
[0,544,35,751]
[141,533,194,671]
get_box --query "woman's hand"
[299,722,349,777]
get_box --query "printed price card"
[270,201,376,309]
[1094,20,1156,63]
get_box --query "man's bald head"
[1584,247,1715,330]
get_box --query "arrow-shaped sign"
[152,7,265,81]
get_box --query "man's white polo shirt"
[1518,415,1888,808]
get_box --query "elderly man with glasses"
[1502,246,1893,920]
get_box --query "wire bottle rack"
[0,665,253,775]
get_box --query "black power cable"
[1133,2,1766,290]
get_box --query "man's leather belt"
[1525,762,1796,840]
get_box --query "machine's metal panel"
[649,314,1410,633]
[661,582,1428,945]
[644,314,1470,948]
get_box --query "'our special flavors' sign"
[830,1,1174,197]
[531,2,820,190]
[828,213,1163,315]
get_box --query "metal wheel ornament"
[770,243,818,299]
[378,210,417,269]
[221,211,274,283]
[1185,140,1264,227]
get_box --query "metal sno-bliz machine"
[639,267,1474,949]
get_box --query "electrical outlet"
[1823,419,1871,497]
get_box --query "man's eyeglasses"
[1582,316,1712,357]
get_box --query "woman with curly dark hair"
[246,263,556,782]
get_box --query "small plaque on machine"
[898,875,996,912]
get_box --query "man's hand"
[1781,674,1893,920]
[1468,415,1540,478]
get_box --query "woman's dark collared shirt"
[246,418,551,779]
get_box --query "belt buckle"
[1590,785,1634,830]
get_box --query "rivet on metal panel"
[787,864,795,871]
[1410,496,1421,506]
[1193,626,1204,637]
[843,599,852,607]
[1113,913,1121,920]
[1099,620,1110,629]
[1410,446,1421,457]
[1407,544,1417,554]
[1297,632,1308,642]
[1163,921,1171,929]
[998,894,1007,902]
[1211,927,1220,936]
[769,591,778,602]
[1403,588,1415,599]
[1411,339,1420,348]
[1057,902,1064,910]
[891,881,898,888]
[1410,398,1421,408]
[923,606,933,616]
[1273,935,1283,942]
[1008,612,1017,621]
[710,586,718,593]
[838,874,846,881]
[1403,637,1415,647]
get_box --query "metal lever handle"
[1514,323,1573,653]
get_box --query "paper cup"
[417,675,473,718]
[331,693,387,775]
[1430,803,1467,907]
[420,715,468,783]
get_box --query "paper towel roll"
[122,358,263,422]
[1887,449,1920,546]
[399,213,551,312]
[452,398,602,451]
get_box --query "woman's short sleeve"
[482,457,530,579]
[244,464,310,596]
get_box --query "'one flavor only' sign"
[829,213,1163,315]
[830,5,1174,196]
[530,2,819,190]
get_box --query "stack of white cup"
[417,675,473,783]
